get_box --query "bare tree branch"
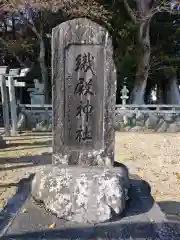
[124,0,138,23]
[150,0,180,16]
[0,37,27,67]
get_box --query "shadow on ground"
[6,141,52,148]
[0,172,179,239]
[1,221,180,240]
[0,135,52,150]
[0,174,34,238]
[157,201,180,222]
[0,153,51,171]
[0,144,52,152]
[4,132,52,137]
[0,182,19,188]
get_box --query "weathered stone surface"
[145,114,158,129]
[31,18,130,225]
[32,166,130,224]
[114,121,121,131]
[126,112,135,119]
[17,112,27,131]
[116,114,124,123]
[136,119,145,127]
[17,107,180,133]
[52,18,116,167]
[136,112,145,121]
[157,118,164,127]
[157,121,168,133]
[176,120,180,128]
[163,114,173,123]
[116,111,180,133]
[175,115,180,122]
[166,123,180,133]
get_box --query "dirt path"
[0,132,179,212]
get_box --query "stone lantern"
[120,85,129,106]
[120,85,129,124]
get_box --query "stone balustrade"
[17,104,180,133]
[18,104,52,132]
[115,104,180,133]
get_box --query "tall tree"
[0,0,132,103]
[123,0,178,104]
[0,2,68,103]
[150,12,180,104]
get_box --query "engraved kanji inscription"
[74,52,95,75]
[74,78,94,96]
[64,44,104,149]
[76,100,93,122]
[76,125,92,142]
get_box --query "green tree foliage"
[151,12,180,81]
[0,0,179,104]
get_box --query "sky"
[170,0,180,10]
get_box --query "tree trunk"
[164,75,180,104]
[39,37,49,104]
[144,83,153,104]
[157,83,165,104]
[130,19,151,104]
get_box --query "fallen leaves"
[49,222,56,229]
[174,172,180,182]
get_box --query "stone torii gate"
[0,67,29,136]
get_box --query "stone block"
[163,114,173,123]
[136,120,145,127]
[157,121,168,133]
[145,114,158,129]
[136,112,145,121]
[52,18,116,167]
[32,165,130,224]
[166,123,180,133]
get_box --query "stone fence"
[18,104,52,132]
[115,104,180,133]
[17,104,180,133]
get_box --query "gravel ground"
[0,132,179,215]
[0,133,52,210]
[116,132,180,204]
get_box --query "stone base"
[32,165,130,224]
[3,174,180,239]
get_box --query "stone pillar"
[0,67,10,137]
[32,18,130,224]
[52,19,116,167]
[8,76,18,136]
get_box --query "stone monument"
[32,18,130,223]
[28,79,44,105]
